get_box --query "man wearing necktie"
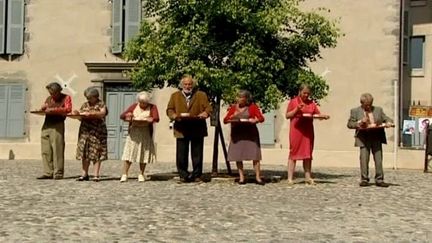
[166,75,213,182]
[347,93,394,187]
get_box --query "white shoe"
[120,174,128,182]
[138,174,145,182]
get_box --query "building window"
[0,0,25,55]
[0,83,26,138]
[111,0,142,54]
[410,0,427,7]
[410,36,425,70]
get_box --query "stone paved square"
[1,160,432,242]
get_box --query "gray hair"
[238,90,253,105]
[179,75,197,88]
[45,82,62,93]
[298,83,311,92]
[84,87,100,99]
[360,93,374,104]
[136,91,151,103]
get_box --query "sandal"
[93,176,100,182]
[305,178,316,185]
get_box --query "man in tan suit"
[347,93,393,187]
[166,75,212,182]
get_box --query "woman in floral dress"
[75,87,108,182]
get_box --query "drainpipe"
[395,0,405,170]
[394,79,399,170]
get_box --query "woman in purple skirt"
[223,90,265,185]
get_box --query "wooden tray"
[131,119,151,123]
[32,110,69,116]
[177,116,202,121]
[302,114,329,120]
[30,110,46,116]
[66,114,84,119]
[228,119,251,124]
[359,124,395,130]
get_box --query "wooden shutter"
[111,0,123,54]
[6,83,25,137]
[0,84,7,137]
[258,111,276,145]
[6,0,24,54]
[106,92,121,159]
[0,0,5,54]
[124,0,141,44]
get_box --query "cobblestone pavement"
[0,160,432,242]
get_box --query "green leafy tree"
[124,0,340,173]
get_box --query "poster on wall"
[402,120,416,135]
[419,118,431,133]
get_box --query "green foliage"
[125,0,340,112]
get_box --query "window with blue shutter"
[258,111,276,145]
[6,0,24,54]
[0,85,7,137]
[0,0,5,54]
[111,0,123,54]
[0,83,26,138]
[6,84,25,137]
[124,0,141,44]
[111,0,141,54]
[0,0,24,56]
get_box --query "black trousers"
[176,137,204,179]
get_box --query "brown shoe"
[359,181,370,187]
[37,175,53,180]
[375,181,389,187]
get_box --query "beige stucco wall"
[0,0,116,157]
[2,0,424,170]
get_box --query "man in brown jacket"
[166,75,212,182]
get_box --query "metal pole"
[393,79,399,170]
[424,123,429,173]
[211,97,221,175]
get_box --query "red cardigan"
[223,103,265,124]
[120,103,160,122]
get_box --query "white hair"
[136,91,151,103]
[179,75,197,88]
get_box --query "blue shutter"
[0,0,5,54]
[124,0,141,44]
[111,0,123,54]
[258,111,276,145]
[106,92,121,159]
[119,92,137,157]
[6,0,24,54]
[6,83,25,137]
[0,85,7,137]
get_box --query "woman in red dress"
[286,84,329,185]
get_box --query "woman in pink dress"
[286,84,329,185]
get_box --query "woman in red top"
[286,84,329,185]
[223,90,265,185]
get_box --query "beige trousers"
[41,122,65,177]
